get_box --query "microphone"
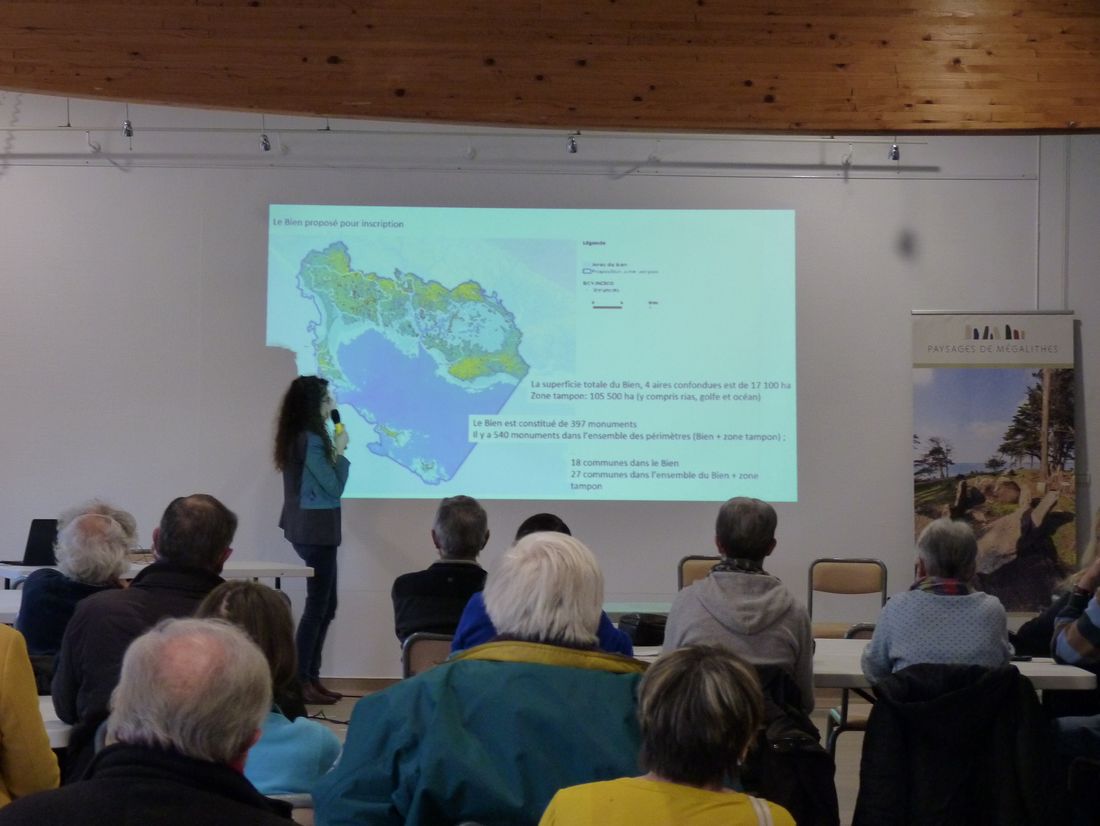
[331,409,345,436]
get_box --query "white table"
[635,639,1096,691]
[603,601,672,619]
[0,559,313,590]
[0,590,20,624]
[38,697,70,749]
[219,560,314,590]
[813,637,1096,691]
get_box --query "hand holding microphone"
[331,410,350,454]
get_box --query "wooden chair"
[677,555,721,589]
[807,558,888,639]
[824,622,876,757]
[401,632,454,678]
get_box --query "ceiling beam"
[1,0,1099,133]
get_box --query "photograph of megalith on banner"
[913,366,1075,611]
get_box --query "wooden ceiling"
[1,0,1099,134]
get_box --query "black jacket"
[51,562,224,781]
[0,744,292,825]
[391,561,487,642]
[14,568,116,657]
[853,663,1052,826]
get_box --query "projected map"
[297,242,529,483]
[268,205,798,502]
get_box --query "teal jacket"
[313,641,646,826]
[300,432,350,510]
[280,431,350,546]
[245,709,341,796]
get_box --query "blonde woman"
[541,646,793,826]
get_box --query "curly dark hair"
[274,375,334,471]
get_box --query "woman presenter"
[274,376,350,706]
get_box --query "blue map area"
[338,329,518,484]
[290,240,529,485]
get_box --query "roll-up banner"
[913,313,1075,611]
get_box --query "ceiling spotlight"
[567,135,578,154]
[260,133,272,152]
[122,119,134,138]
[889,143,900,161]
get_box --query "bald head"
[107,618,270,765]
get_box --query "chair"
[677,555,721,589]
[401,632,454,678]
[852,664,1050,825]
[807,558,887,639]
[824,622,875,757]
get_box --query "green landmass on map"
[298,241,529,387]
[294,240,529,484]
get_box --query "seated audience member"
[861,518,1011,683]
[196,580,340,795]
[0,624,59,807]
[1050,556,1100,753]
[314,532,647,826]
[1015,509,1100,658]
[450,513,634,657]
[0,618,291,825]
[391,495,489,642]
[52,494,235,781]
[16,504,133,658]
[663,497,813,712]
[540,645,793,825]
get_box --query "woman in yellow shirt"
[0,624,58,806]
[540,646,793,826]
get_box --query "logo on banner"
[965,324,1025,341]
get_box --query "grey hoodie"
[663,570,814,712]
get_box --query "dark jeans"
[292,542,338,682]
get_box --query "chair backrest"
[807,559,887,639]
[401,632,454,678]
[844,622,876,640]
[678,555,721,589]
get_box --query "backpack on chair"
[740,665,840,826]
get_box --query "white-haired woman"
[15,507,133,659]
[861,517,1011,683]
[314,531,647,826]
[541,645,794,825]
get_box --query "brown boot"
[313,679,344,700]
[301,681,338,705]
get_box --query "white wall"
[0,91,1091,677]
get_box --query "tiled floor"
[311,680,865,825]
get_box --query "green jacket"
[314,641,647,826]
